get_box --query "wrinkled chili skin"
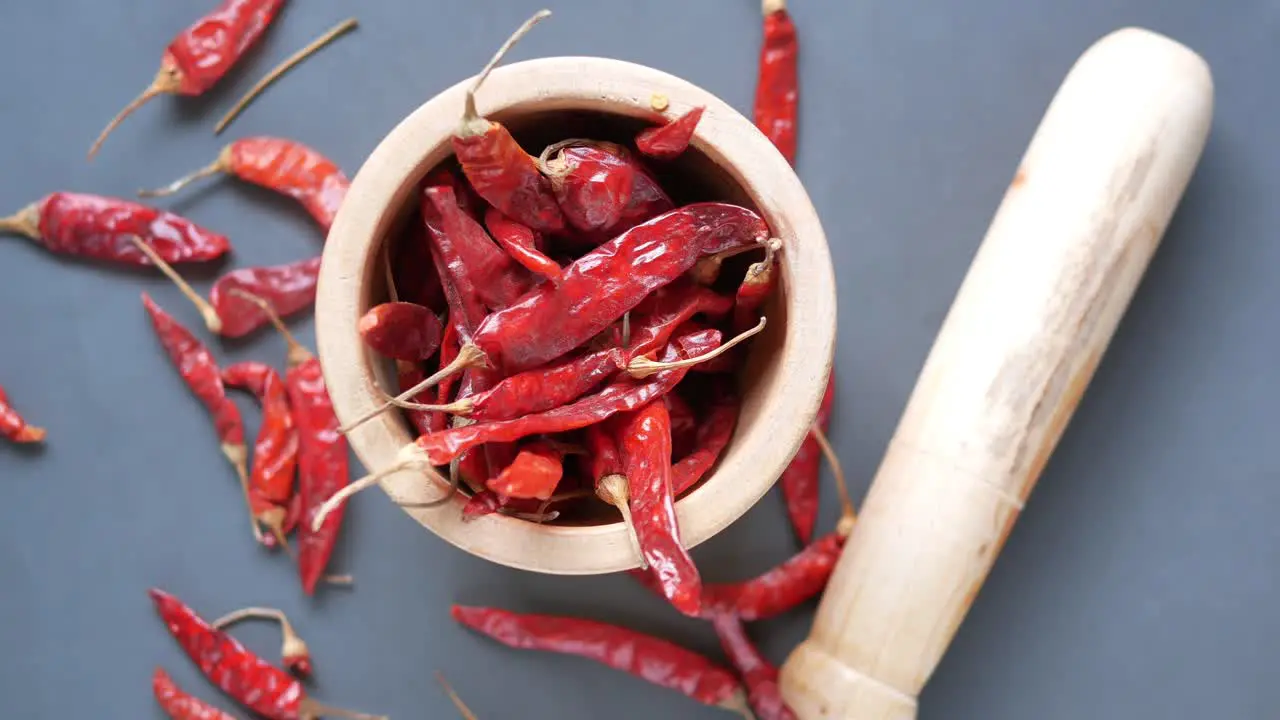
[20,193,230,265]
[622,399,702,617]
[420,186,509,334]
[461,347,625,423]
[672,384,740,496]
[781,375,834,544]
[471,203,768,373]
[286,357,349,596]
[453,126,566,234]
[149,588,304,719]
[164,0,287,94]
[223,362,297,506]
[483,207,563,285]
[142,294,244,448]
[755,5,799,165]
[357,302,444,362]
[544,141,636,234]
[210,256,321,338]
[153,666,240,720]
[583,420,624,482]
[733,252,779,334]
[0,385,45,444]
[486,441,564,500]
[626,278,735,357]
[415,329,721,465]
[452,605,744,708]
[426,185,534,310]
[704,532,843,621]
[227,137,350,230]
[635,107,705,161]
[713,612,796,720]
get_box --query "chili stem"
[627,316,767,378]
[225,289,313,366]
[435,672,480,720]
[809,423,856,537]
[502,508,560,523]
[88,62,183,159]
[459,10,552,136]
[223,442,265,544]
[297,698,386,720]
[311,446,445,531]
[138,147,232,198]
[397,460,461,509]
[130,237,223,334]
[396,396,473,415]
[763,0,787,15]
[210,606,309,667]
[721,689,759,720]
[383,244,400,303]
[215,18,360,135]
[745,238,782,280]
[0,203,40,239]
[691,241,772,284]
[338,344,485,433]
[621,311,632,347]
[596,474,647,570]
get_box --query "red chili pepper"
[625,277,735,357]
[704,532,844,621]
[210,257,322,338]
[755,0,799,165]
[620,399,703,617]
[635,107,705,161]
[142,293,258,542]
[537,139,637,234]
[0,193,229,266]
[140,137,350,231]
[428,318,464,433]
[391,221,445,314]
[672,383,741,496]
[712,612,796,720]
[149,588,384,719]
[780,375,834,545]
[423,185,534,311]
[452,605,752,717]
[88,0,286,158]
[357,302,444,362]
[483,207,563,285]
[152,666,240,720]
[223,362,298,548]
[210,606,312,677]
[486,440,564,500]
[733,238,782,335]
[0,385,45,444]
[452,12,566,234]
[460,488,570,523]
[666,392,697,460]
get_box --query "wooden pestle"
[779,27,1213,719]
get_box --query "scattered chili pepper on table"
[210,606,312,676]
[452,605,753,718]
[89,0,287,159]
[779,375,835,545]
[140,137,350,231]
[635,106,705,161]
[712,611,796,720]
[149,588,385,719]
[0,385,45,444]
[0,193,229,266]
[152,666,241,720]
[222,362,299,548]
[211,257,324,337]
[755,0,799,164]
[704,532,846,621]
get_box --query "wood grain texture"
[314,57,835,575]
[779,27,1213,718]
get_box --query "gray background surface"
[0,1,1276,718]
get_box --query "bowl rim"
[316,55,836,575]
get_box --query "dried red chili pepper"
[704,532,845,621]
[152,666,239,720]
[211,257,322,337]
[0,193,229,266]
[426,318,463,433]
[486,440,564,500]
[780,375,835,545]
[222,362,298,547]
[755,0,800,165]
[357,302,444,362]
[712,611,796,720]
[620,399,703,616]
[452,605,751,717]
[483,208,563,285]
[88,0,286,158]
[636,106,705,161]
[452,11,566,234]
[672,383,741,496]
[391,221,445,314]
[425,185,534,311]
[584,421,646,566]
[733,238,782,334]
[537,139,636,234]
[0,385,45,444]
[210,606,312,676]
[140,137,350,231]
[149,588,384,719]
[142,293,258,542]
[625,278,735,357]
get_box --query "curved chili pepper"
[537,139,636,234]
[89,0,286,158]
[452,605,752,717]
[153,666,240,720]
[357,302,444,362]
[425,185,534,311]
[140,137,350,231]
[626,277,735,357]
[672,383,740,496]
[427,318,464,433]
[780,375,834,545]
[483,207,563,285]
[755,0,799,165]
[142,294,257,542]
[210,606,312,677]
[704,532,844,621]
[222,362,298,547]
[486,440,564,501]
[452,12,566,234]
[0,193,229,266]
[621,399,702,617]
[635,106,705,161]
[584,420,646,566]
[210,257,322,338]
[148,588,384,720]
[0,385,45,444]
[712,611,796,720]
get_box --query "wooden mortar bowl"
[315,57,835,575]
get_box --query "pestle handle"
[779,27,1213,719]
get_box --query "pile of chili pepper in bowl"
[314,9,836,576]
